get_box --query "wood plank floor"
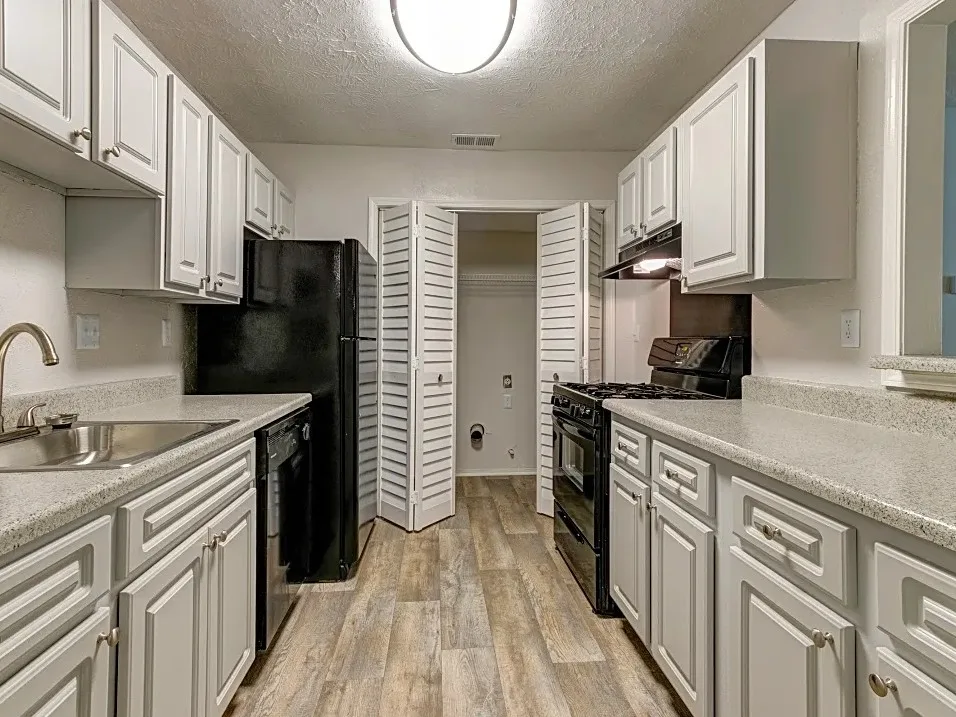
[225,476,692,717]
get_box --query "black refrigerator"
[195,237,378,581]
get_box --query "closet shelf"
[457,273,536,287]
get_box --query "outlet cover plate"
[841,309,860,348]
[75,314,100,350]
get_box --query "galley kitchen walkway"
[225,475,690,717]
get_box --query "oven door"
[552,411,598,548]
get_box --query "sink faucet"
[0,323,59,435]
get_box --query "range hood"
[600,223,682,280]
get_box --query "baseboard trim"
[456,470,536,478]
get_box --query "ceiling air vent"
[451,133,499,150]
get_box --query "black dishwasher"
[255,407,311,650]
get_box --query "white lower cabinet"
[206,490,257,717]
[609,463,651,643]
[870,648,956,716]
[729,546,855,717]
[0,606,111,716]
[651,491,714,717]
[117,487,256,717]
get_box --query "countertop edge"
[604,399,956,551]
[0,393,311,559]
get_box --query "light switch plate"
[841,309,860,348]
[76,314,100,350]
[503,394,513,409]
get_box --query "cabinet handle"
[868,674,898,698]
[216,279,224,287]
[810,629,833,649]
[630,491,642,506]
[663,468,678,481]
[97,627,121,647]
[553,373,560,382]
[215,531,228,543]
[104,146,121,158]
[617,440,627,452]
[760,523,782,541]
[647,502,658,517]
[72,127,92,141]
[203,536,220,550]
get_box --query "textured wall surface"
[0,172,185,396]
[111,0,794,151]
[456,231,537,475]
[250,144,628,249]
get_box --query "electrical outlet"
[841,309,860,348]
[161,319,172,347]
[75,314,100,350]
[503,394,513,409]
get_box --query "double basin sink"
[0,420,236,471]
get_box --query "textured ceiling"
[113,0,796,151]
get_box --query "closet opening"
[455,212,539,504]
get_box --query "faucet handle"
[17,403,47,428]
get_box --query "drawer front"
[0,516,111,679]
[116,439,255,578]
[611,420,650,478]
[871,647,956,716]
[732,476,856,606]
[876,543,956,679]
[650,439,715,518]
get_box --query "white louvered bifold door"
[584,203,604,383]
[536,203,584,516]
[378,203,415,530]
[412,203,458,530]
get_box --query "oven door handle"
[554,415,596,442]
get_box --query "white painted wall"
[250,144,628,249]
[0,171,185,395]
[611,281,672,383]
[456,230,536,475]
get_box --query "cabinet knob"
[72,127,92,141]
[647,502,658,516]
[216,279,224,287]
[760,523,782,541]
[810,629,833,649]
[216,531,228,543]
[630,491,642,506]
[663,468,678,481]
[617,440,626,452]
[97,627,121,647]
[104,146,121,158]
[868,674,898,698]
[203,535,220,550]
[552,373,560,382]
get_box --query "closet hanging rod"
[457,273,536,286]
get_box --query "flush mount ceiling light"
[391,0,517,74]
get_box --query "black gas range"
[550,336,750,615]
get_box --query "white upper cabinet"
[94,0,168,194]
[681,58,754,288]
[166,76,209,290]
[246,153,276,237]
[276,179,296,239]
[208,117,247,298]
[617,155,642,252]
[0,0,91,155]
[679,40,857,292]
[642,125,680,237]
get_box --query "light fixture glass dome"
[391,0,516,74]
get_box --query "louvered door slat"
[585,203,604,382]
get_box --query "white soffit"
[113,0,796,151]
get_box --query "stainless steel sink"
[0,420,236,471]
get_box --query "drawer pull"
[617,440,626,452]
[631,491,642,506]
[664,468,678,480]
[760,523,782,541]
[868,674,898,698]
[810,629,833,649]
[647,503,658,518]
[215,531,228,543]
[203,536,220,550]
[97,627,121,647]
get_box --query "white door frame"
[371,197,616,519]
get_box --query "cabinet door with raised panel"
[729,547,855,717]
[680,55,754,288]
[617,155,642,252]
[276,179,295,239]
[208,117,246,298]
[117,528,207,717]
[245,153,275,236]
[870,648,956,716]
[610,463,651,644]
[0,607,110,717]
[642,125,679,236]
[206,489,256,717]
[93,0,168,194]
[0,0,91,156]
[166,76,209,290]
[651,491,714,717]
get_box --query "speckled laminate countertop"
[0,393,311,558]
[605,399,956,550]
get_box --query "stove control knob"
[582,408,593,419]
